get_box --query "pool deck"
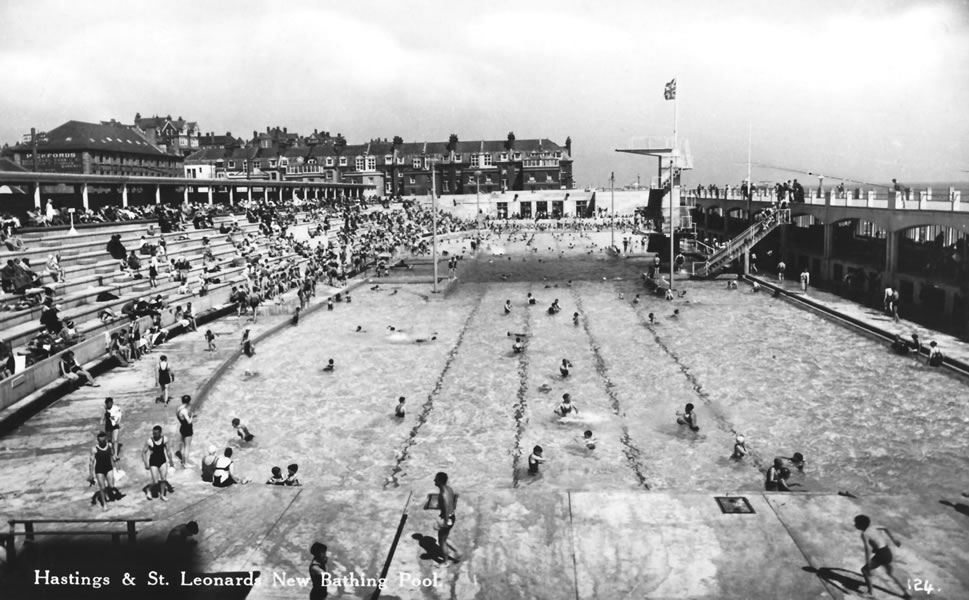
[748,274,969,372]
[1,242,968,599]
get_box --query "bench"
[4,518,153,564]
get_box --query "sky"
[2,0,968,189]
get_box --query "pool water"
[201,231,969,498]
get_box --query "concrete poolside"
[1,232,968,599]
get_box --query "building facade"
[133,113,200,156]
[183,133,574,196]
[5,120,182,177]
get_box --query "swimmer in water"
[648,312,656,324]
[670,309,680,319]
[527,293,537,306]
[559,358,573,378]
[675,403,698,431]
[665,289,674,301]
[513,337,524,354]
[414,334,437,343]
[572,312,580,325]
[556,393,578,417]
[579,430,597,451]
[322,358,335,372]
[527,446,545,475]
[394,397,405,418]
[752,282,761,293]
[503,300,512,314]
[731,435,748,460]
[633,294,640,305]
[787,452,805,472]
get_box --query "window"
[339,157,347,167]
[412,158,421,169]
[385,182,393,193]
[409,176,416,184]
[366,156,376,171]
[468,175,475,184]
[480,153,493,167]
[453,154,462,163]
[384,155,392,164]
[228,161,235,169]
[325,157,334,167]
[547,174,554,182]
[513,152,522,160]
[355,157,365,171]
[308,158,317,165]
[528,174,536,182]
[443,181,449,192]
[485,175,493,184]
[269,159,277,168]
[500,152,508,162]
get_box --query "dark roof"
[184,148,229,164]
[23,120,169,156]
[198,134,239,146]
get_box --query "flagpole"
[670,78,677,292]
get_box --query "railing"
[694,210,790,278]
[4,518,153,564]
[686,187,965,213]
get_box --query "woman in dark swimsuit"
[157,355,173,405]
[89,432,116,512]
[175,395,195,468]
[142,426,174,501]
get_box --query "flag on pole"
[664,78,676,101]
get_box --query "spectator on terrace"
[127,250,142,273]
[46,253,66,283]
[1,228,26,251]
[106,234,127,261]
[40,298,63,333]
[59,350,98,387]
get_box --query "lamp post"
[474,169,482,251]
[610,171,615,249]
[431,160,440,293]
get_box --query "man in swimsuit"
[232,418,255,442]
[394,397,406,418]
[512,337,524,354]
[434,472,459,563]
[309,542,328,600]
[764,457,783,491]
[143,425,174,502]
[103,397,122,461]
[559,359,573,378]
[676,403,698,431]
[527,446,546,475]
[503,300,512,314]
[527,293,537,306]
[176,395,195,468]
[573,312,580,325]
[212,448,249,487]
[556,394,578,417]
[854,514,911,599]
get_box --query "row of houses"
[2,117,574,197]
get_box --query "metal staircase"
[692,210,790,278]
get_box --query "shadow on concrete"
[0,537,258,599]
[939,499,969,518]
[803,566,905,598]
[410,532,444,564]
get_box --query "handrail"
[697,210,789,277]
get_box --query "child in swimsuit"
[231,418,255,442]
[527,446,545,475]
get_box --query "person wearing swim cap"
[731,435,748,460]
[580,430,597,451]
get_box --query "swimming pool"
[200,231,969,499]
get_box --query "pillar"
[207,186,213,206]
[82,182,89,211]
[33,182,41,210]
[229,186,234,206]
[884,230,899,284]
[122,184,128,208]
[183,185,189,206]
[278,186,283,203]
[821,222,834,281]
[155,184,161,205]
